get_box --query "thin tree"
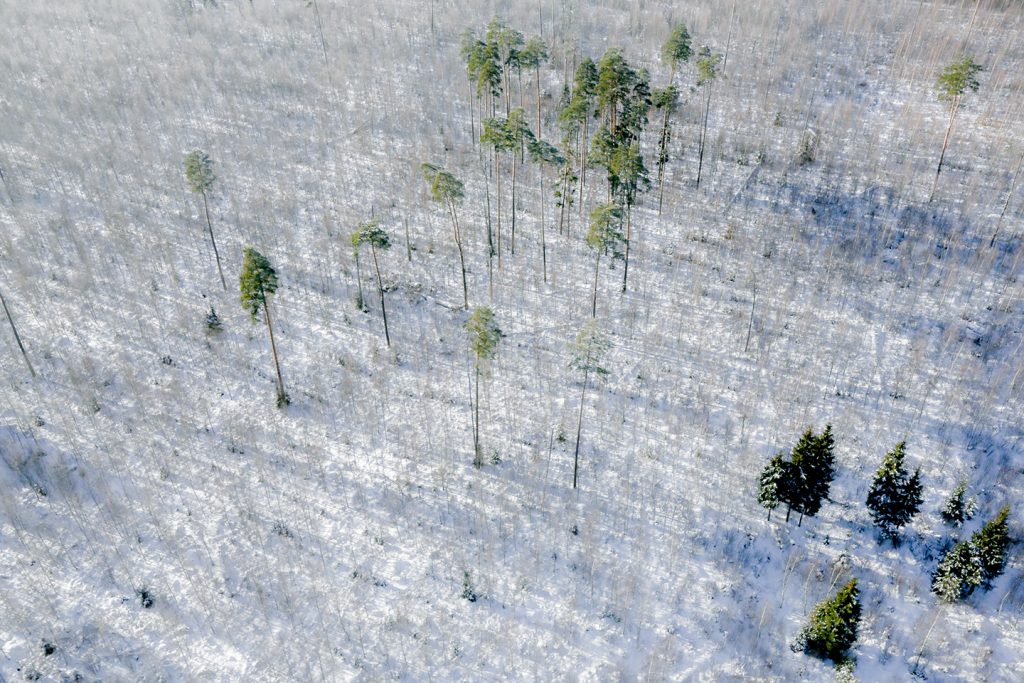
[351,219,392,347]
[990,148,1023,247]
[569,320,610,489]
[481,115,515,266]
[506,108,535,254]
[184,150,227,290]
[421,163,469,309]
[866,441,923,543]
[465,306,503,466]
[610,141,650,292]
[656,23,692,211]
[585,202,625,318]
[527,138,564,282]
[239,248,288,407]
[349,230,367,312]
[0,286,34,377]
[519,36,549,138]
[931,55,983,201]
[558,58,598,227]
[695,46,722,189]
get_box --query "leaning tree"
[932,55,982,201]
[184,150,227,290]
[239,248,288,407]
[569,319,610,489]
[351,219,392,347]
[421,163,469,309]
[694,46,722,189]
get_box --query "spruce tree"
[972,506,1011,585]
[865,441,923,542]
[788,428,817,525]
[800,579,862,662]
[940,481,976,527]
[802,424,836,520]
[758,452,785,521]
[239,248,288,407]
[932,540,982,602]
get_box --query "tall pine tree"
[865,441,923,542]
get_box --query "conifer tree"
[694,47,722,189]
[585,202,625,318]
[527,138,564,282]
[799,579,862,662]
[932,540,982,602]
[239,248,288,407]
[655,23,692,212]
[351,219,392,346]
[558,58,598,227]
[865,441,923,542]
[465,306,502,465]
[758,452,785,521]
[519,36,548,136]
[802,424,836,520]
[184,150,227,290]
[421,163,469,309]
[972,506,1011,585]
[569,320,610,489]
[932,56,983,200]
[941,481,976,527]
[481,115,516,266]
[506,108,535,254]
[788,427,817,526]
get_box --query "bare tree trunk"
[510,149,518,255]
[931,97,960,202]
[535,66,543,139]
[591,253,601,318]
[310,0,328,64]
[572,367,589,489]
[448,201,469,310]
[696,84,713,189]
[0,288,34,377]
[353,250,365,310]
[494,149,503,268]
[473,364,481,462]
[578,118,588,227]
[370,244,390,347]
[744,286,757,352]
[991,149,1024,247]
[404,218,412,261]
[201,190,227,291]
[262,296,287,406]
[540,169,547,282]
[621,204,632,292]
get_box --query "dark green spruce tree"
[972,506,1011,586]
[758,452,786,521]
[932,540,982,602]
[865,440,923,543]
[799,579,862,662]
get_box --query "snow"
[0,0,1022,681]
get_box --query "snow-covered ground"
[1,1,1022,680]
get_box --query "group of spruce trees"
[757,429,1013,668]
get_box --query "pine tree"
[931,56,983,200]
[865,441,923,542]
[569,320,610,489]
[694,46,722,189]
[800,579,862,662]
[239,248,288,407]
[758,452,785,520]
[465,306,503,465]
[940,481,976,527]
[972,506,1011,585]
[351,219,392,346]
[932,540,982,602]
[585,202,625,318]
[421,163,468,309]
[655,23,692,212]
[184,150,227,290]
[527,138,564,282]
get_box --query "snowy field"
[1,0,1022,680]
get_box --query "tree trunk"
[494,149,503,268]
[535,66,542,139]
[657,106,671,213]
[262,294,287,406]
[404,218,412,261]
[578,117,588,227]
[370,244,390,347]
[201,190,227,291]
[510,149,518,255]
[572,368,589,489]
[621,204,632,292]
[931,97,960,202]
[785,503,791,523]
[990,149,1024,247]
[540,169,547,282]
[696,84,713,189]
[310,0,328,64]
[744,286,757,352]
[469,81,476,150]
[591,253,601,318]
[353,250,365,310]
[0,288,35,377]
[448,201,469,310]
[473,364,481,461]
